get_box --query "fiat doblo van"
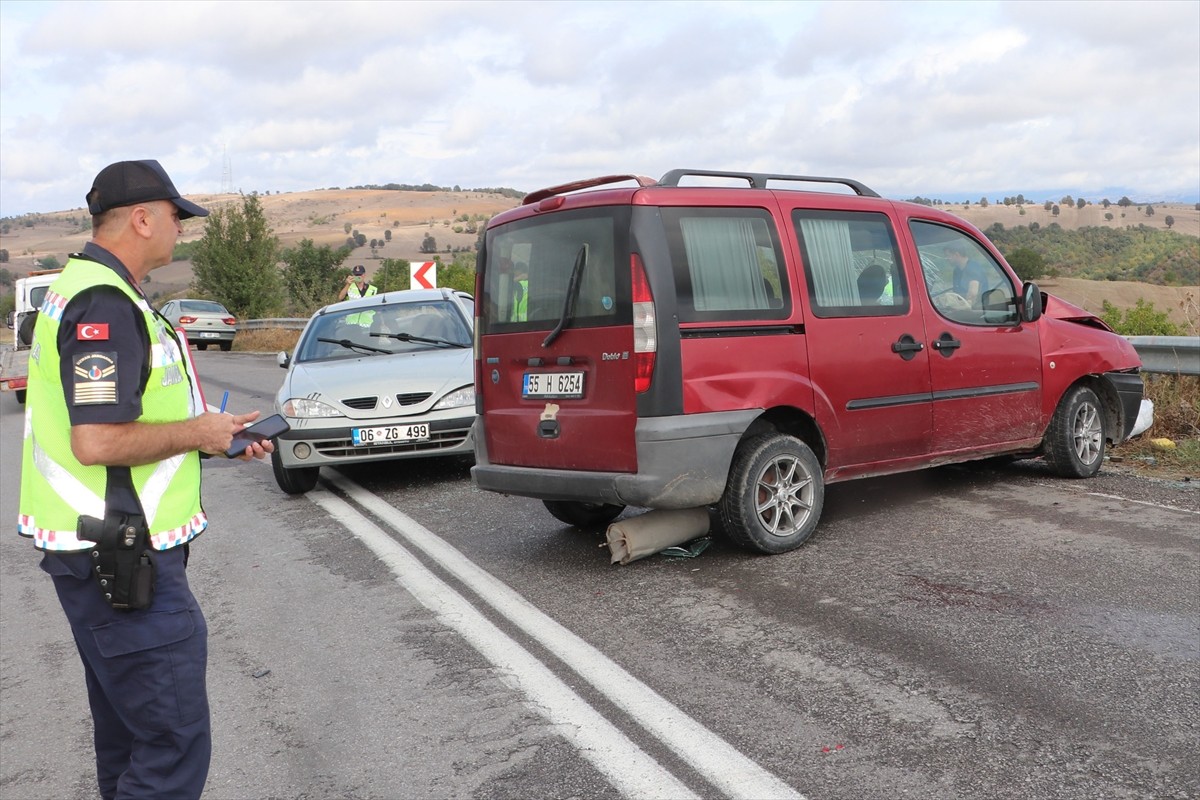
[471,170,1146,554]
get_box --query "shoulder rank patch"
[72,352,119,405]
[77,323,110,341]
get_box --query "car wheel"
[219,342,232,352]
[1044,385,1105,478]
[718,434,824,554]
[196,343,208,351]
[543,500,625,528]
[271,449,320,494]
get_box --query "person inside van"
[945,242,988,307]
[856,263,892,306]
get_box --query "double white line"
[311,472,805,800]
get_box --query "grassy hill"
[2,188,1196,331]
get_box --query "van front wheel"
[1044,385,1105,478]
[719,434,824,554]
[543,500,625,528]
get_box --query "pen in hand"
[219,391,229,414]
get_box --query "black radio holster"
[80,514,154,611]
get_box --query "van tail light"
[631,253,656,393]
[222,317,237,325]
[179,316,197,324]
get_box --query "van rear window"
[660,208,789,322]
[482,208,629,334]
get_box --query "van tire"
[1044,385,1105,478]
[719,434,824,554]
[271,450,320,494]
[543,500,625,528]
[15,389,26,404]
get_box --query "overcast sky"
[1,0,1197,217]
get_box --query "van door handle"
[932,332,962,356]
[891,334,924,361]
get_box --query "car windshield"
[296,299,471,363]
[182,300,229,314]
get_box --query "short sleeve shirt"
[58,243,152,426]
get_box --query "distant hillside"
[1,188,1195,330]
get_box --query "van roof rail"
[657,169,880,198]
[522,174,657,205]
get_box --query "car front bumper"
[274,413,476,468]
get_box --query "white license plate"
[352,424,430,446]
[199,331,220,338]
[523,371,584,398]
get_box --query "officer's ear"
[128,205,155,239]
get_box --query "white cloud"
[1,0,1197,216]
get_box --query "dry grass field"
[2,188,1196,329]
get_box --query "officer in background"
[17,160,272,800]
[337,263,378,301]
[338,264,379,327]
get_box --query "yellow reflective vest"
[345,281,378,327]
[17,257,207,552]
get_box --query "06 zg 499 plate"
[352,424,430,446]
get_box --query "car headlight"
[433,385,475,411]
[282,397,345,418]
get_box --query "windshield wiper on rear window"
[543,243,588,348]
[371,332,468,348]
[316,337,391,355]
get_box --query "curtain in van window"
[799,218,858,306]
[680,217,769,311]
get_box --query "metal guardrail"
[239,318,308,331]
[1127,336,1200,376]
[237,321,1198,376]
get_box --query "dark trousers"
[42,546,211,800]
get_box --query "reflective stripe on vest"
[17,258,207,552]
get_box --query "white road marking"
[326,471,805,800]
[308,488,699,800]
[1084,491,1200,516]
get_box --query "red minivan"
[471,170,1147,554]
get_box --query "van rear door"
[477,206,638,473]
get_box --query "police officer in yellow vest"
[17,160,273,800]
[337,264,378,326]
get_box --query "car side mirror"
[5,311,14,330]
[1020,281,1042,323]
[276,350,290,369]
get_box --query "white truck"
[2,269,63,404]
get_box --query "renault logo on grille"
[382,395,393,409]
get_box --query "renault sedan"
[271,288,475,494]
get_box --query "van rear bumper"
[471,409,761,509]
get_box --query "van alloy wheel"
[719,434,824,554]
[1044,385,1105,478]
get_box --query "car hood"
[1042,292,1114,331]
[281,346,473,417]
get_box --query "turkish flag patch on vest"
[77,323,110,341]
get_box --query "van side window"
[909,221,1018,326]
[662,208,789,322]
[792,210,908,318]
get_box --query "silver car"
[271,288,476,494]
[160,298,237,351]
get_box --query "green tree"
[0,249,8,264]
[420,233,438,253]
[1075,197,1086,210]
[374,258,410,293]
[1145,204,1155,217]
[191,194,282,319]
[1043,200,1053,211]
[1100,298,1180,336]
[1004,247,1046,281]
[1164,215,1175,229]
[383,229,392,241]
[0,267,12,287]
[280,238,351,314]
[1118,196,1133,207]
[38,255,61,270]
[344,222,352,234]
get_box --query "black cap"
[86,160,209,220]
[352,265,365,276]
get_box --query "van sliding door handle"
[932,333,962,356]
[891,334,924,361]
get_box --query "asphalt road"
[1,350,1197,800]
